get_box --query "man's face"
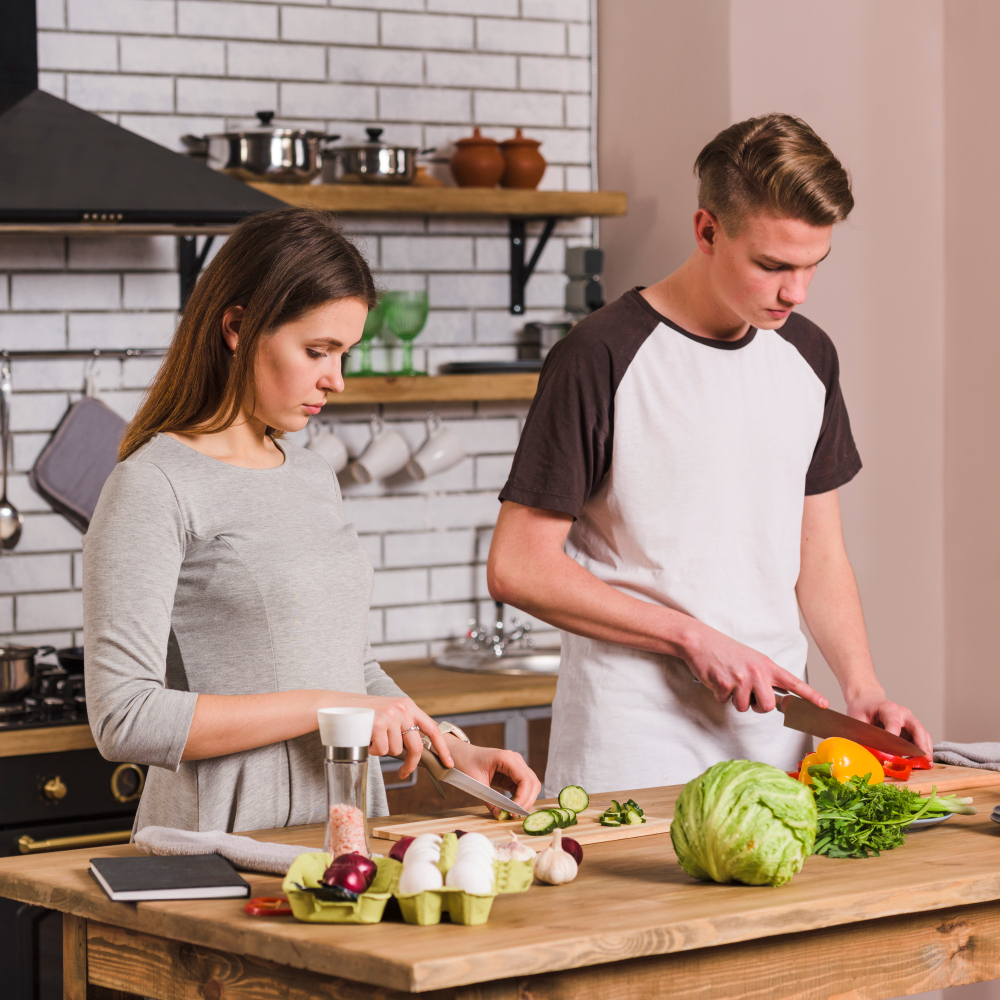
[703,210,832,330]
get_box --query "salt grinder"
[318,707,375,859]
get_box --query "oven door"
[0,749,145,1000]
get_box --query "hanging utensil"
[0,364,23,550]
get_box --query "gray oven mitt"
[134,826,317,876]
[29,375,126,532]
[933,742,1000,772]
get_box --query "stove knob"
[43,776,67,801]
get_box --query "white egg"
[402,844,441,866]
[397,861,443,895]
[455,832,494,854]
[444,858,495,895]
[410,834,443,848]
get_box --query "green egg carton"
[282,851,402,924]
[394,833,534,926]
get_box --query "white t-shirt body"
[501,289,862,795]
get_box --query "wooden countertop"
[326,372,540,405]
[0,659,556,758]
[3,781,999,995]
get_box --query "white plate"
[908,812,953,828]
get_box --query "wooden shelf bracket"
[509,217,557,315]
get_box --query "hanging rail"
[0,349,166,361]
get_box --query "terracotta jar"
[450,128,505,188]
[499,129,546,189]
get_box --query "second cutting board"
[372,806,671,852]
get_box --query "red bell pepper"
[861,745,932,781]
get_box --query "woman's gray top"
[83,433,405,834]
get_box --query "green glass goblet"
[347,298,384,377]
[382,290,429,376]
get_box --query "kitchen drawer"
[0,749,146,827]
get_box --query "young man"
[488,114,931,796]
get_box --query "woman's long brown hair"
[119,207,377,461]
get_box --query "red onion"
[389,837,414,862]
[454,829,467,838]
[561,836,583,867]
[322,852,377,898]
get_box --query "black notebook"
[89,854,251,902]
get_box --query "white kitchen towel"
[933,742,1000,772]
[134,826,316,875]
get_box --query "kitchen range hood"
[0,0,283,224]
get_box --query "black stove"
[0,665,87,730]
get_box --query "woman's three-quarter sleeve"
[83,460,199,769]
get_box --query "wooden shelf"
[248,184,626,218]
[0,223,234,236]
[326,372,539,405]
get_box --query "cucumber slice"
[558,785,590,814]
[599,816,622,827]
[625,809,643,825]
[523,810,557,836]
[609,800,621,814]
[496,809,511,822]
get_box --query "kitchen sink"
[433,648,560,676]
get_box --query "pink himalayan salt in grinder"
[318,707,375,859]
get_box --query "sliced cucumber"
[599,816,622,827]
[558,785,590,814]
[625,809,643,825]
[523,810,557,836]
[496,809,512,822]
[609,800,621,814]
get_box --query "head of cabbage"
[670,760,817,887]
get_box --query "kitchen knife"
[776,693,925,758]
[391,747,530,817]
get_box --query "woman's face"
[229,297,367,433]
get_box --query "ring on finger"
[402,725,420,735]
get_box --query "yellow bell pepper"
[798,737,884,786]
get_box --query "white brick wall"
[1,0,593,651]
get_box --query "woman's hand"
[333,692,453,778]
[845,689,933,757]
[445,739,542,817]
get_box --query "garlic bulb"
[445,857,495,895]
[496,831,536,863]
[398,860,444,895]
[533,828,578,886]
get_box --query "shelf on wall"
[0,223,234,236]
[246,184,626,218]
[325,372,539,405]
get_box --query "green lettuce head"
[670,760,817,887]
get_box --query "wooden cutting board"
[372,807,672,852]
[887,762,998,794]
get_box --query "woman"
[83,208,541,834]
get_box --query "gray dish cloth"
[933,742,1000,772]
[134,826,316,875]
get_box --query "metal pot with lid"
[182,111,340,184]
[0,644,55,702]
[323,127,429,185]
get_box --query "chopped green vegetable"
[523,810,557,836]
[807,763,976,859]
[599,816,621,827]
[496,809,511,822]
[625,809,644,826]
[558,785,590,813]
[596,796,647,827]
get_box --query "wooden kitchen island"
[2,780,1000,1000]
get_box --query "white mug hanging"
[406,412,465,480]
[349,414,410,483]
[306,420,349,473]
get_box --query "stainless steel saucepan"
[0,644,55,702]
[323,128,431,185]
[183,111,340,184]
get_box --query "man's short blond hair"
[695,114,853,236]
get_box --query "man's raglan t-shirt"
[500,288,862,796]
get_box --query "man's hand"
[683,620,830,713]
[845,688,933,757]
[446,738,542,818]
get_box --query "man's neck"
[640,252,751,342]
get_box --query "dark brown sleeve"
[776,314,862,495]
[499,291,657,517]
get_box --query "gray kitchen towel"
[30,394,126,532]
[933,742,1000,771]
[134,826,316,875]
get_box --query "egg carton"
[282,851,402,924]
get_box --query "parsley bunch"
[807,763,976,859]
